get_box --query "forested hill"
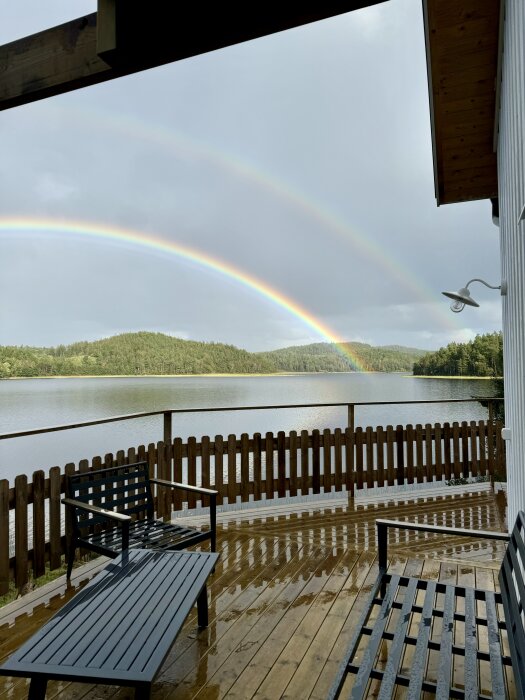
[0,333,428,378]
[256,342,427,373]
[412,332,503,377]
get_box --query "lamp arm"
[465,278,501,291]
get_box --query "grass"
[0,563,69,608]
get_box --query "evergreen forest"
[0,332,426,378]
[412,332,503,377]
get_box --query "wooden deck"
[0,486,510,699]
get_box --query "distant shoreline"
[2,371,498,381]
[412,375,500,380]
[2,370,360,380]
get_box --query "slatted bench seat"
[328,511,525,699]
[63,462,217,579]
[0,549,219,699]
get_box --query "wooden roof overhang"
[0,1,388,112]
[423,0,502,205]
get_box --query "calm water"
[0,373,499,482]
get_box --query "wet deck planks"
[0,487,510,699]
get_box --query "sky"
[0,0,502,355]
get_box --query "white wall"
[497,0,525,528]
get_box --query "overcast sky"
[0,0,502,353]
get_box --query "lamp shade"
[442,287,480,308]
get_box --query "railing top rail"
[0,397,503,441]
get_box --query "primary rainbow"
[0,216,372,371]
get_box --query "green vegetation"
[0,332,427,378]
[412,332,503,377]
[257,342,427,373]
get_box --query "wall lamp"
[442,278,507,313]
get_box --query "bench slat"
[376,577,419,700]
[463,586,479,699]
[484,590,507,698]
[406,580,437,700]
[435,585,455,700]
[352,574,401,697]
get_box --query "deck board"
[0,488,511,699]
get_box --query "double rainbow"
[0,216,371,371]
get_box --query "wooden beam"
[0,2,388,111]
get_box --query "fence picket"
[434,423,443,481]
[469,421,478,477]
[301,430,309,494]
[215,434,224,503]
[345,427,355,495]
[406,424,414,485]
[49,467,62,570]
[443,423,452,480]
[227,434,237,504]
[265,432,274,498]
[188,436,198,508]
[241,433,250,502]
[15,474,28,590]
[415,424,424,483]
[376,426,385,487]
[425,424,433,483]
[396,426,404,486]
[366,427,374,488]
[32,470,46,578]
[386,425,395,486]
[253,433,262,501]
[312,429,320,494]
[355,428,364,490]
[334,428,343,492]
[289,431,298,497]
[323,429,332,492]
[451,422,461,478]
[278,431,286,498]
[0,480,9,594]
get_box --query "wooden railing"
[0,417,505,594]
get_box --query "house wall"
[497,0,525,527]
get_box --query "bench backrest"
[498,509,525,699]
[67,462,155,529]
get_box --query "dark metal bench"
[328,510,525,699]
[63,462,217,579]
[0,549,219,699]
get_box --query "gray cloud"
[0,0,502,351]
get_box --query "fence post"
[348,404,355,432]
[163,411,172,445]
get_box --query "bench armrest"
[62,497,131,549]
[62,497,132,522]
[376,518,509,570]
[150,478,218,498]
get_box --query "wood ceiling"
[423,0,501,205]
[0,2,387,112]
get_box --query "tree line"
[0,332,426,378]
[412,332,503,377]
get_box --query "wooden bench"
[0,549,219,699]
[63,462,217,579]
[328,511,525,699]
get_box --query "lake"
[0,373,499,482]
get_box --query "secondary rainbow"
[0,216,371,371]
[49,103,460,332]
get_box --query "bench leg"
[66,540,76,580]
[197,585,209,628]
[135,683,151,699]
[28,676,47,699]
